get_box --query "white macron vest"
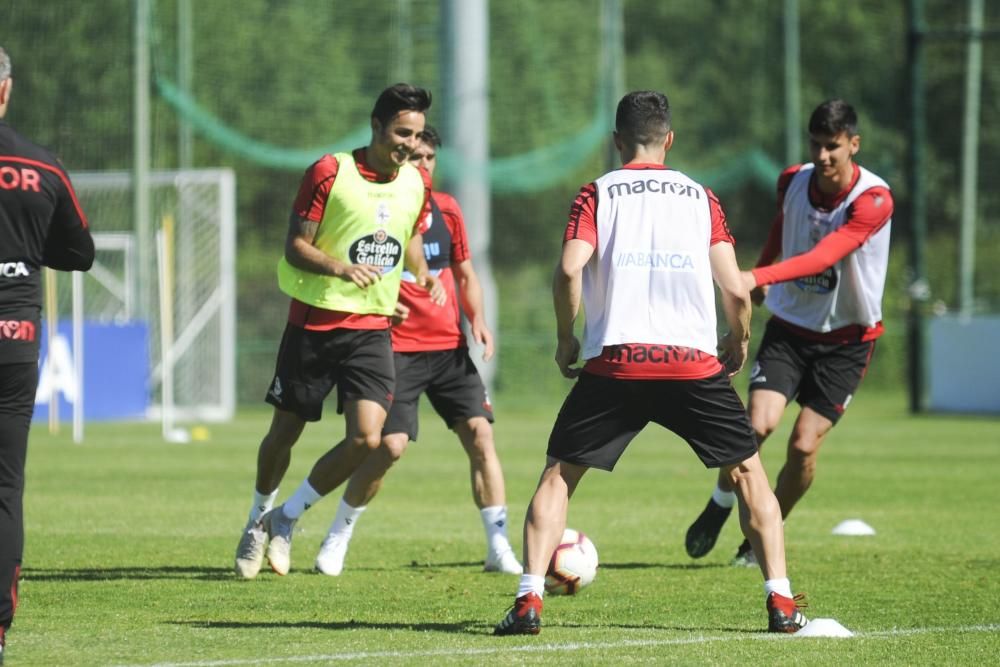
[764,164,891,332]
[581,167,719,361]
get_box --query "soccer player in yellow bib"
[234,84,446,578]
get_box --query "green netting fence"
[4,0,998,406]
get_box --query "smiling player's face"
[370,111,425,174]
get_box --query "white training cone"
[832,519,876,536]
[793,618,854,638]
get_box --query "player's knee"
[750,417,779,444]
[788,433,820,459]
[460,418,495,453]
[349,431,382,452]
[381,435,409,462]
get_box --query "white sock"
[764,577,793,599]
[481,505,513,554]
[250,489,279,522]
[517,574,545,599]
[711,484,736,509]
[282,480,323,519]
[327,497,366,539]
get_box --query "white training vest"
[764,164,891,332]
[581,167,719,361]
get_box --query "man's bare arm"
[404,233,446,305]
[709,241,751,375]
[454,258,494,361]
[552,239,594,378]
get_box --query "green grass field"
[11,389,1000,665]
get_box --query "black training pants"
[0,362,37,637]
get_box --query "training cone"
[832,519,876,536]
[793,618,854,638]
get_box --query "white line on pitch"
[115,623,1000,667]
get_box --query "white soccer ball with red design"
[545,528,599,595]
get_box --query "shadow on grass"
[600,562,726,571]
[22,560,724,582]
[406,560,482,569]
[401,560,727,572]
[22,566,233,581]
[174,618,758,635]
[174,619,485,634]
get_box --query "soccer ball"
[545,528,599,595]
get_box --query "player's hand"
[555,336,582,379]
[717,331,749,376]
[741,271,768,306]
[340,263,383,289]
[391,302,411,326]
[470,318,495,362]
[420,274,447,306]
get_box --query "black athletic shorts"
[382,347,494,441]
[748,317,876,424]
[265,325,395,422]
[546,370,757,471]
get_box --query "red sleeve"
[565,182,598,246]
[752,186,893,287]
[413,166,433,235]
[434,192,471,264]
[837,186,894,245]
[292,154,338,222]
[706,187,734,245]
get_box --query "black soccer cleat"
[494,592,542,636]
[730,538,757,567]
[685,499,733,558]
[767,592,809,633]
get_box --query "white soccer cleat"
[262,506,298,576]
[234,518,268,579]
[314,533,352,576]
[484,547,524,574]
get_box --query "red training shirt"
[391,191,470,351]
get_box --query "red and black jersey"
[1,120,93,364]
[391,191,470,352]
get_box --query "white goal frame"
[71,169,236,432]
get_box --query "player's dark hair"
[419,124,441,148]
[808,99,858,137]
[0,46,11,81]
[615,91,671,147]
[371,83,432,126]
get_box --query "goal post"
[43,168,238,435]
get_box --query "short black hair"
[808,99,858,137]
[615,91,671,147]
[371,83,432,126]
[419,124,441,148]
